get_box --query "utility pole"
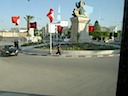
[116,0,128,96]
[56,5,61,42]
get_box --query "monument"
[70,0,91,43]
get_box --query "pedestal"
[70,16,91,43]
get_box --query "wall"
[0,31,27,37]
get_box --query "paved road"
[0,54,119,96]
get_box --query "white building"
[55,21,68,27]
[109,26,117,33]
[11,28,27,33]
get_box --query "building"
[11,28,27,33]
[109,26,117,33]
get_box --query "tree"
[66,27,72,38]
[77,33,80,42]
[89,20,102,40]
[94,20,101,32]
[0,36,2,41]
[89,31,111,41]
[34,29,38,36]
[117,30,121,38]
[24,15,34,35]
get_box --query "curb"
[63,54,120,58]
[21,52,120,58]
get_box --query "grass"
[21,42,43,46]
[35,42,119,50]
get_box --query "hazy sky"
[0,0,124,30]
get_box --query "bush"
[89,31,111,41]
[35,43,119,50]
[21,42,42,46]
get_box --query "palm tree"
[24,15,34,35]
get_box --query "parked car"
[0,45,19,57]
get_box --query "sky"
[0,0,124,30]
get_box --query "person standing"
[16,40,19,49]
[14,41,16,48]
[14,40,19,49]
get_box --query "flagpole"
[17,25,20,49]
[18,24,20,41]
[50,23,52,54]
[56,26,58,42]
[47,8,54,55]
[50,32,52,54]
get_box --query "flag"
[47,8,54,23]
[30,22,37,29]
[57,25,63,33]
[88,26,94,32]
[12,16,20,26]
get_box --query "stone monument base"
[70,16,91,43]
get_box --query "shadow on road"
[0,91,52,96]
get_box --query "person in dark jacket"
[14,40,19,49]
[56,43,61,55]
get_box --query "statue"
[72,0,87,17]
[70,0,91,43]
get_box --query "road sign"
[48,23,55,33]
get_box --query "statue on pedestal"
[72,0,88,17]
[70,0,91,43]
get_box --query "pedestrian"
[16,40,19,49]
[14,41,16,48]
[56,43,61,55]
[14,40,19,49]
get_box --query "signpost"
[54,21,68,42]
[48,23,55,54]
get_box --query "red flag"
[57,25,63,33]
[47,8,54,23]
[12,16,20,26]
[30,22,37,29]
[88,26,94,32]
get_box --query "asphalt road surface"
[0,54,119,96]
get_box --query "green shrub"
[35,43,119,50]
